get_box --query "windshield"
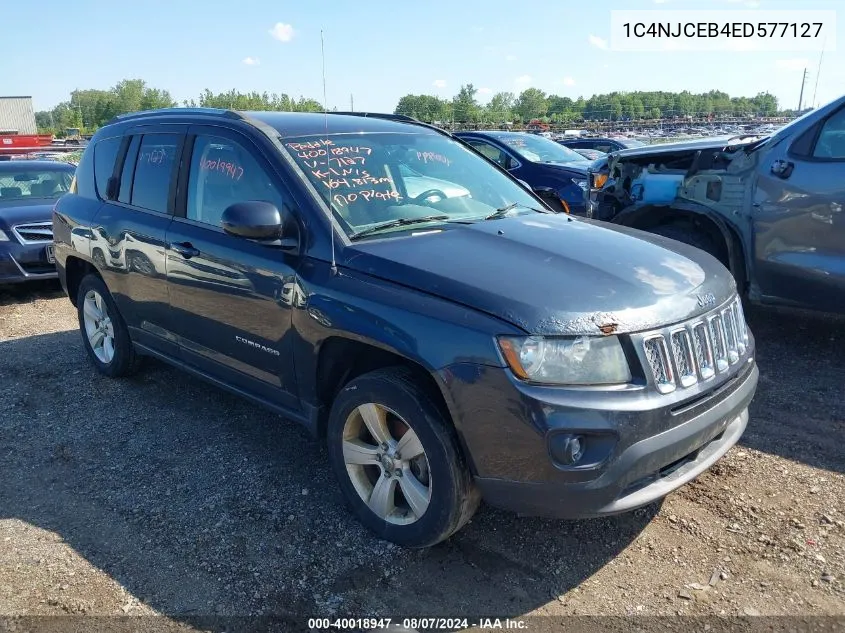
[489,133,588,165]
[0,168,73,201]
[281,132,543,238]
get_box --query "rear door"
[91,124,186,356]
[164,125,300,410]
[753,106,845,312]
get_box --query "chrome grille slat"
[12,221,53,245]
[640,295,749,393]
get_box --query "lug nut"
[394,469,402,477]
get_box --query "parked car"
[0,160,75,284]
[453,130,591,214]
[561,137,647,153]
[53,108,758,548]
[587,95,845,314]
[571,147,607,161]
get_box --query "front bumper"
[0,241,57,284]
[440,350,758,519]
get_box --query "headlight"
[498,335,631,385]
[572,178,588,191]
[0,229,9,242]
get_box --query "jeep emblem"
[697,292,717,308]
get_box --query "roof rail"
[105,107,244,126]
[328,111,418,123]
[327,111,454,137]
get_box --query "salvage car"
[0,160,75,284]
[453,130,591,214]
[587,95,845,314]
[561,136,647,153]
[53,108,758,548]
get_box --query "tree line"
[35,79,790,136]
[35,79,324,136]
[395,84,787,124]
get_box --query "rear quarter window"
[93,136,122,199]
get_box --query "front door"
[165,126,301,410]
[753,105,845,312]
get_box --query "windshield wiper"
[349,215,450,240]
[484,202,548,220]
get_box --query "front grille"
[641,296,749,394]
[12,221,53,244]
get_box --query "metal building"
[0,96,37,134]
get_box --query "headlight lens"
[572,178,588,191]
[0,229,9,242]
[498,335,631,385]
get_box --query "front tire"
[76,274,141,377]
[327,367,479,548]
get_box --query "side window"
[812,108,845,160]
[129,134,180,213]
[594,143,613,153]
[118,136,140,205]
[186,134,285,228]
[467,140,512,169]
[93,136,121,199]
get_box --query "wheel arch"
[64,255,102,307]
[614,202,749,292]
[313,335,457,443]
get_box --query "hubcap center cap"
[380,454,396,471]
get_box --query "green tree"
[452,84,480,123]
[514,88,547,122]
[486,91,515,122]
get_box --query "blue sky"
[4,0,842,113]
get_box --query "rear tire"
[326,367,479,548]
[76,274,142,378]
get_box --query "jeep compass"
[53,108,758,548]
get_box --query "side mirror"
[221,201,299,251]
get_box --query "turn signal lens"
[591,173,608,190]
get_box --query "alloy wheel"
[342,403,432,525]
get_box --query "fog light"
[551,434,585,465]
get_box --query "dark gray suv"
[53,108,758,547]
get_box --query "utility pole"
[350,94,354,112]
[812,42,825,109]
[798,68,809,112]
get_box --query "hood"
[611,135,758,158]
[540,161,590,176]
[0,200,55,230]
[343,214,735,335]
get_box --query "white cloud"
[432,79,447,89]
[505,54,517,61]
[588,34,608,50]
[269,22,295,42]
[242,57,260,66]
[745,0,760,6]
[563,76,576,86]
[515,75,532,85]
[478,87,493,95]
[775,57,809,71]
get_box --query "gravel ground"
[1,280,844,631]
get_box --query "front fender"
[290,259,520,422]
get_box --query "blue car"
[0,160,75,284]
[454,130,591,214]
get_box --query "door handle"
[170,241,199,259]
